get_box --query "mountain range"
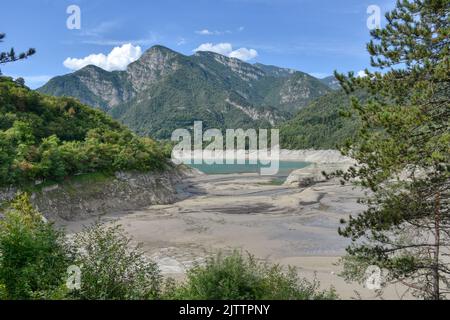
[38,45,334,139]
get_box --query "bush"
[70,223,162,300]
[0,194,72,299]
[169,251,337,300]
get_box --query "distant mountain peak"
[126,45,184,91]
[80,64,104,71]
[145,45,181,56]
[38,44,331,139]
[75,64,113,75]
[134,45,182,66]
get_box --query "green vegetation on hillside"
[0,77,169,187]
[279,90,364,149]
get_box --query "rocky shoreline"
[0,167,190,221]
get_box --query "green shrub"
[70,223,162,300]
[0,194,72,299]
[0,283,7,299]
[169,251,338,300]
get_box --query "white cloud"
[196,29,215,35]
[177,37,187,46]
[193,42,258,61]
[63,44,142,71]
[195,43,233,55]
[195,29,232,35]
[356,70,368,78]
[229,48,258,61]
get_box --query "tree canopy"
[335,0,449,300]
[0,77,170,187]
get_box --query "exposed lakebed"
[61,169,396,298]
[59,151,407,299]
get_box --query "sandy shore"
[60,171,410,300]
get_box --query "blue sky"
[0,0,396,88]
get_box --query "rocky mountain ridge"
[38,45,333,138]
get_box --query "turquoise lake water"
[189,161,310,177]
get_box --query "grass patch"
[258,178,286,186]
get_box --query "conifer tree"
[335,0,449,299]
[0,33,35,74]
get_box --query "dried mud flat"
[61,173,410,299]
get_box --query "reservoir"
[189,161,310,177]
